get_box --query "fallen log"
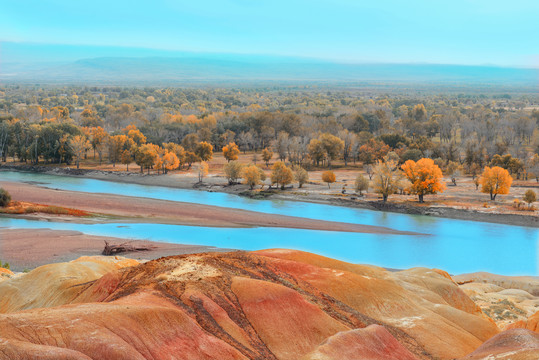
[102,240,156,256]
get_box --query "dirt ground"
[0,228,230,271]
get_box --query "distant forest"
[0,85,538,179]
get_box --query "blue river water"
[0,171,537,275]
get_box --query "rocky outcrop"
[506,310,539,332]
[0,250,500,359]
[459,328,539,360]
[457,273,539,329]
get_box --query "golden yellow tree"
[480,166,512,200]
[242,164,263,189]
[401,158,445,203]
[197,161,209,182]
[162,151,180,174]
[120,149,133,171]
[262,148,273,167]
[271,161,293,190]
[223,142,240,162]
[321,170,336,188]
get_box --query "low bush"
[0,188,11,207]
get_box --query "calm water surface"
[0,171,537,275]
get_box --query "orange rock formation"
[0,250,500,359]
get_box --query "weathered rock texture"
[0,250,500,359]
[0,256,138,313]
[457,272,539,329]
[458,328,539,360]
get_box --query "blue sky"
[1,0,538,67]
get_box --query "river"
[0,171,537,275]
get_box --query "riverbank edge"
[2,164,538,228]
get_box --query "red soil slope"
[0,250,499,360]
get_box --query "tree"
[359,139,390,165]
[164,143,186,169]
[293,166,308,188]
[308,138,326,166]
[223,142,240,162]
[319,133,344,167]
[127,128,147,146]
[322,170,336,188]
[523,190,536,209]
[480,166,513,200]
[271,161,294,190]
[162,151,180,174]
[0,188,11,207]
[224,161,243,184]
[242,164,263,189]
[120,149,133,171]
[184,151,199,168]
[372,159,401,202]
[108,135,127,167]
[69,135,90,169]
[89,126,108,163]
[136,144,158,174]
[197,161,209,183]
[195,141,213,162]
[364,164,374,180]
[355,175,369,195]
[445,161,461,186]
[401,158,446,203]
[262,148,273,167]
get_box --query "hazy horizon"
[1,0,538,68]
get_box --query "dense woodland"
[0,85,538,191]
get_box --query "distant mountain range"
[1,42,537,87]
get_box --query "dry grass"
[0,201,91,217]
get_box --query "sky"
[1,0,538,67]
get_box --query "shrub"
[224,161,244,184]
[293,166,309,188]
[355,175,369,195]
[322,170,336,188]
[523,190,537,209]
[0,188,11,207]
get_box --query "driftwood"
[102,240,156,256]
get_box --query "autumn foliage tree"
[262,148,273,167]
[195,141,213,162]
[120,149,133,171]
[224,161,243,184]
[108,135,128,167]
[197,161,209,182]
[322,170,336,188]
[69,135,90,169]
[223,142,240,162]
[372,159,401,202]
[401,158,446,203]
[355,174,369,195]
[480,166,512,200]
[242,164,264,189]
[162,151,180,174]
[271,161,294,190]
[293,165,308,188]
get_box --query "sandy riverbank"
[0,228,230,271]
[0,181,420,235]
